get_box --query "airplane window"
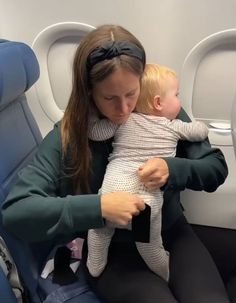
[47,37,79,111]
[32,22,95,123]
[192,44,236,125]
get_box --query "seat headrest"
[0,40,40,107]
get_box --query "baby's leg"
[136,193,169,281]
[87,227,115,277]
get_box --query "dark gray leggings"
[84,216,230,303]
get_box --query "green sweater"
[2,109,228,244]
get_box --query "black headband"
[87,41,145,70]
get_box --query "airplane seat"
[0,266,18,303]
[0,39,53,302]
[0,39,102,303]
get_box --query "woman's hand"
[101,192,145,226]
[138,158,169,190]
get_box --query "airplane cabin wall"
[0,0,236,230]
[1,0,236,133]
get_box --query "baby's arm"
[170,119,209,141]
[88,115,119,141]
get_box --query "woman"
[2,24,229,303]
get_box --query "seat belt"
[0,236,24,303]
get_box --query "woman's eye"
[104,96,114,101]
[127,92,136,98]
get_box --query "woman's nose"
[117,99,129,114]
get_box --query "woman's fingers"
[100,192,145,226]
[138,158,169,188]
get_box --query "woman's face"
[92,68,141,124]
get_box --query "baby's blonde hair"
[135,63,177,114]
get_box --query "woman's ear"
[153,95,162,111]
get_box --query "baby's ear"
[153,95,162,111]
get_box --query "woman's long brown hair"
[61,24,146,193]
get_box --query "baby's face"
[160,77,181,120]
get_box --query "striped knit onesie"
[87,112,208,280]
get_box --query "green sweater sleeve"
[164,108,228,192]
[2,124,105,242]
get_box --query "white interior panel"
[232,94,236,159]
[180,30,236,229]
[181,147,236,228]
[2,0,236,136]
[47,37,78,111]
